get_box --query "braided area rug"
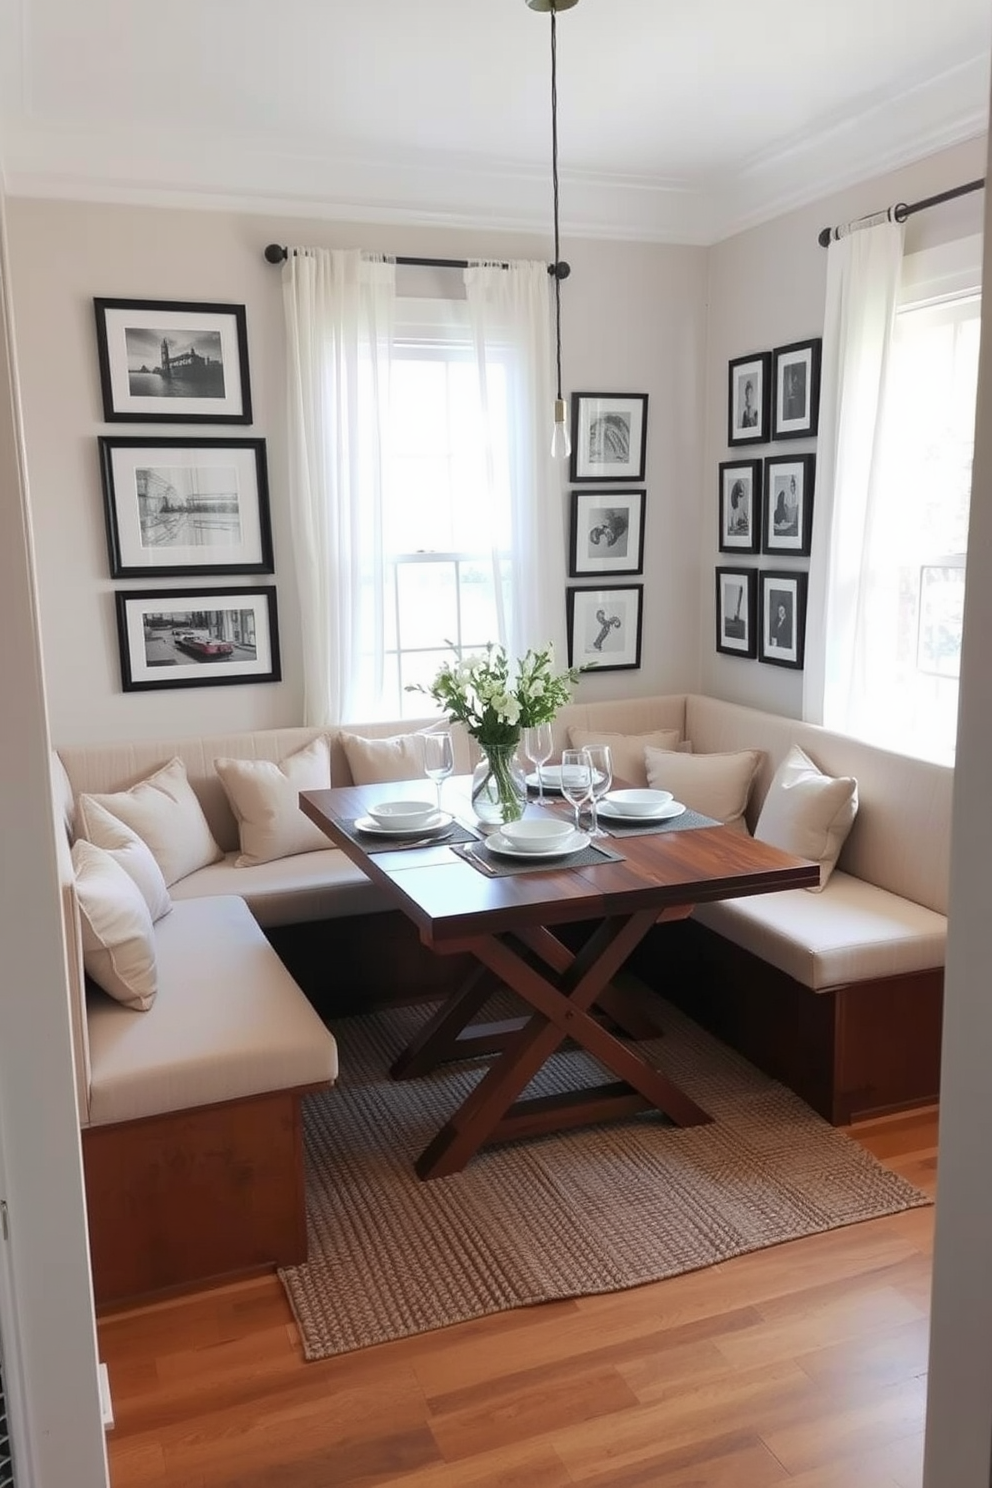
[279,990,930,1361]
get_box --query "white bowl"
[498,817,577,853]
[367,799,438,827]
[604,788,674,816]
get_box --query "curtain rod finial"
[264,243,287,264]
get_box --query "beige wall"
[4,201,709,746]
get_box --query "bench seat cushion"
[692,870,946,991]
[169,847,389,927]
[87,896,338,1126]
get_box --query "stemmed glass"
[522,723,554,805]
[559,749,593,833]
[421,730,454,815]
[582,745,613,839]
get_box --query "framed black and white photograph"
[727,351,771,446]
[94,298,252,424]
[718,460,762,553]
[759,570,808,669]
[566,584,643,671]
[570,392,648,482]
[772,337,822,440]
[762,453,816,555]
[568,489,645,576]
[715,567,757,658]
[114,587,280,692]
[99,437,273,578]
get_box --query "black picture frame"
[94,298,253,424]
[772,337,822,440]
[715,567,757,658]
[568,488,646,577]
[718,460,762,554]
[759,570,808,669]
[727,351,771,446]
[114,586,281,692]
[569,392,648,482]
[99,437,273,578]
[762,453,816,555]
[566,584,643,671]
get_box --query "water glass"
[522,723,554,804]
[559,748,593,832]
[582,745,613,839]
[421,730,454,814]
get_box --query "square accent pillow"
[76,757,222,887]
[72,840,157,1011]
[754,743,859,891]
[645,746,763,833]
[566,727,682,789]
[340,730,427,786]
[214,736,333,867]
[75,797,172,921]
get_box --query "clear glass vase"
[470,742,528,827]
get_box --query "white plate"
[486,828,590,859]
[597,800,687,824]
[525,766,607,793]
[354,810,453,837]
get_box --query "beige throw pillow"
[754,744,859,891]
[72,840,157,1011]
[77,757,222,887]
[340,730,426,785]
[566,727,682,789]
[76,797,172,921]
[644,746,763,833]
[214,736,333,867]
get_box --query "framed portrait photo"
[772,337,822,440]
[114,586,281,692]
[98,437,273,578]
[94,298,252,423]
[759,570,808,669]
[569,489,645,577]
[715,567,757,658]
[718,460,762,554]
[762,453,815,555]
[566,584,643,671]
[727,351,771,446]
[570,392,648,482]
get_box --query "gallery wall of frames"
[718,338,821,669]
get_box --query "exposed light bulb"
[551,397,571,461]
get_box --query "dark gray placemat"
[597,807,720,838]
[451,838,624,878]
[343,818,482,855]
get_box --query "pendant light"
[526,0,579,460]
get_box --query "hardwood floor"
[98,1107,937,1488]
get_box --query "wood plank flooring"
[97,1107,937,1488]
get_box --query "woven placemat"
[452,837,624,877]
[343,818,481,855]
[599,806,720,838]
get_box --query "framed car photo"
[568,489,646,577]
[718,460,762,554]
[114,586,281,692]
[566,584,643,671]
[759,570,808,669]
[727,351,771,446]
[762,453,816,555]
[94,298,253,424]
[772,337,822,440]
[715,567,757,658]
[570,392,648,482]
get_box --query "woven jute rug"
[279,989,931,1361]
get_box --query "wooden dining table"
[300,779,818,1179]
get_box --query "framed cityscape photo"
[570,392,648,482]
[568,489,646,576]
[94,298,252,423]
[762,453,816,555]
[715,567,757,658]
[759,570,808,669]
[727,351,771,446]
[718,460,762,554]
[99,437,273,578]
[566,584,643,671]
[772,337,822,439]
[115,586,280,692]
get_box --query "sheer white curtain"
[464,261,567,663]
[282,248,396,724]
[803,219,904,728]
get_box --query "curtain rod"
[817,177,985,247]
[263,243,570,278]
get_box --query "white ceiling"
[0,0,990,244]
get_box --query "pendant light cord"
[550,2,564,403]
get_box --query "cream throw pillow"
[77,756,222,887]
[214,736,333,867]
[566,727,682,789]
[340,730,426,786]
[754,744,859,891]
[76,797,172,921]
[644,746,763,833]
[72,840,157,1011]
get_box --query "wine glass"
[421,730,454,815]
[582,745,613,839]
[559,749,593,833]
[522,723,554,805]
